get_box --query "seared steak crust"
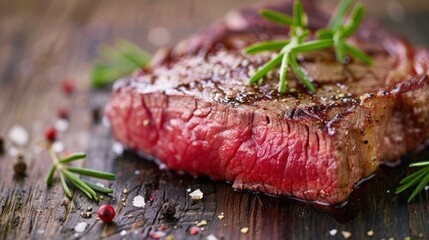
[106,1,429,204]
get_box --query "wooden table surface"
[1,0,429,239]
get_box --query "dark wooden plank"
[0,0,428,239]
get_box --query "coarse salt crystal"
[206,234,218,240]
[55,119,69,132]
[120,230,127,236]
[425,185,429,191]
[240,227,249,234]
[189,189,203,200]
[159,163,167,170]
[341,231,352,239]
[8,125,29,146]
[112,142,124,154]
[329,229,337,236]
[74,222,88,232]
[134,170,141,175]
[132,195,146,208]
[96,183,105,188]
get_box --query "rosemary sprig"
[245,0,372,93]
[91,39,151,88]
[396,161,429,203]
[45,148,115,200]
[316,0,372,65]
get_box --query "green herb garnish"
[91,39,151,88]
[45,148,115,200]
[317,0,372,65]
[396,161,429,203]
[245,0,372,93]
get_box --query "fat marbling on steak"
[105,1,429,204]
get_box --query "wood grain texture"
[0,0,428,239]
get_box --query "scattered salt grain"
[341,231,352,239]
[159,163,167,170]
[96,183,105,188]
[206,234,218,240]
[55,119,69,132]
[240,227,249,234]
[189,189,203,200]
[217,213,224,220]
[112,142,124,154]
[329,229,338,236]
[425,185,429,191]
[186,188,192,192]
[120,230,127,236]
[74,222,88,232]
[8,125,29,146]
[52,141,64,153]
[367,230,374,237]
[37,229,45,234]
[134,170,141,175]
[132,195,146,208]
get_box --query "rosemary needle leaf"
[63,169,98,200]
[116,39,151,66]
[259,9,293,26]
[399,167,429,185]
[65,166,115,180]
[410,161,429,167]
[91,63,133,88]
[334,37,346,64]
[343,43,373,65]
[329,0,353,30]
[396,168,428,194]
[292,39,334,52]
[249,53,284,84]
[293,1,305,27]
[289,56,316,92]
[83,180,114,194]
[90,39,151,88]
[70,179,94,200]
[342,3,365,38]
[244,40,290,54]
[316,29,333,40]
[407,171,429,203]
[59,152,86,164]
[60,172,72,198]
[279,53,290,93]
[45,165,56,186]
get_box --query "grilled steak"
[105,1,429,204]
